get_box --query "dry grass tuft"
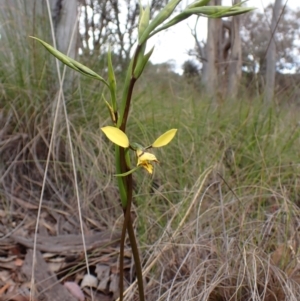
[0,105,121,235]
[137,180,300,301]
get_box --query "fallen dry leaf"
[10,295,28,301]
[271,243,295,270]
[21,250,77,301]
[109,274,120,300]
[0,271,10,283]
[80,274,98,289]
[14,258,23,267]
[0,256,17,263]
[0,291,32,301]
[95,264,110,292]
[64,281,85,301]
[0,283,10,295]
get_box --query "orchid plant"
[31,1,253,300]
[101,126,177,175]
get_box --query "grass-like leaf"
[29,36,109,86]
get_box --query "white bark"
[50,0,78,59]
[202,17,218,96]
[0,0,77,58]
[201,0,222,101]
[0,0,78,95]
[264,0,282,104]
[227,0,242,98]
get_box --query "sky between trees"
[150,0,300,73]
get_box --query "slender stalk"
[118,147,129,301]
[126,169,145,301]
[119,185,131,301]
[119,45,141,131]
[117,44,145,300]
[120,77,136,132]
[127,214,145,300]
[118,168,145,301]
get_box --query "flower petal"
[152,129,177,148]
[140,162,153,174]
[101,126,129,148]
[136,150,158,164]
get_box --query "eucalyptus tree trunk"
[0,0,78,91]
[49,0,78,91]
[201,0,222,102]
[0,0,77,57]
[49,0,78,60]
[202,15,219,98]
[227,0,242,99]
[264,0,282,104]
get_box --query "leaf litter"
[0,125,134,301]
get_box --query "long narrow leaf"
[107,48,117,111]
[133,46,155,79]
[138,4,150,40]
[151,2,254,37]
[30,36,109,86]
[187,0,212,9]
[139,0,181,45]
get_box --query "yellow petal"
[152,129,177,148]
[136,150,158,164]
[101,126,129,148]
[140,162,153,174]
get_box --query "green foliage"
[125,72,300,237]
[30,37,109,86]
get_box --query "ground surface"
[0,203,131,301]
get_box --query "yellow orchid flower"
[101,126,177,174]
[138,160,153,174]
[136,149,158,174]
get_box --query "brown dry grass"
[1,80,300,300]
[134,181,300,301]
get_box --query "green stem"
[118,146,130,300]
[118,163,145,301]
[126,171,145,301]
[115,146,127,207]
[119,188,131,301]
[119,45,141,131]
[120,77,136,132]
[127,213,145,300]
[118,44,145,301]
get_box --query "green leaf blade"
[29,36,109,86]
